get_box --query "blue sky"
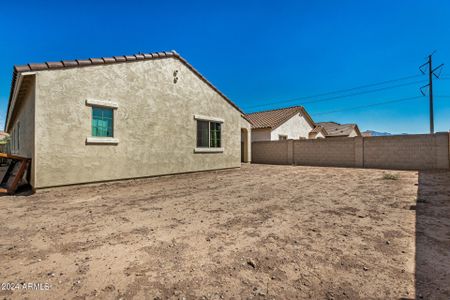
[0,0,449,133]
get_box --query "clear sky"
[1,0,449,133]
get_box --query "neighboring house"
[317,122,362,137]
[362,130,392,137]
[308,125,327,139]
[245,106,318,141]
[0,131,9,144]
[5,50,252,189]
[0,131,9,153]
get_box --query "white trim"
[194,147,224,153]
[86,99,119,109]
[86,137,119,144]
[194,114,224,123]
[21,71,36,76]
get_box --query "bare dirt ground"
[0,164,449,299]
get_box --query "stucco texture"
[250,114,314,142]
[240,117,252,162]
[271,113,314,140]
[34,58,242,188]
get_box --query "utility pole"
[420,52,444,134]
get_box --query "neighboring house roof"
[0,131,9,145]
[317,121,361,137]
[5,50,243,130]
[308,125,328,139]
[245,106,315,130]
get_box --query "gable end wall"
[34,58,242,188]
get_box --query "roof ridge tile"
[5,50,244,130]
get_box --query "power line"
[243,74,422,109]
[244,78,426,110]
[312,96,422,116]
[298,80,425,105]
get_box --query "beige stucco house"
[5,51,252,189]
[245,106,321,141]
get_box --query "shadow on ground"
[415,170,450,299]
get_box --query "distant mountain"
[362,130,392,137]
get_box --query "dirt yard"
[0,164,449,299]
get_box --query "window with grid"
[196,120,221,148]
[210,122,221,147]
[92,107,113,137]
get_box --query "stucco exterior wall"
[240,117,252,162]
[348,129,359,137]
[270,113,314,140]
[315,131,325,139]
[34,58,242,188]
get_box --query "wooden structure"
[0,153,30,194]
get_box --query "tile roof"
[245,106,315,129]
[317,122,361,137]
[12,51,177,73]
[6,50,244,130]
[310,125,324,133]
[308,125,328,138]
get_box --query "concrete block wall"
[251,140,289,165]
[292,138,356,167]
[363,133,449,170]
[251,132,450,170]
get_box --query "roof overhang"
[4,51,245,132]
[5,71,35,132]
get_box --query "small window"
[279,135,288,140]
[197,120,221,148]
[92,107,113,137]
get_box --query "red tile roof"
[245,106,315,129]
[6,50,244,130]
[308,125,328,138]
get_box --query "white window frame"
[194,115,224,153]
[85,99,119,144]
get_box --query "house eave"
[5,72,36,132]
